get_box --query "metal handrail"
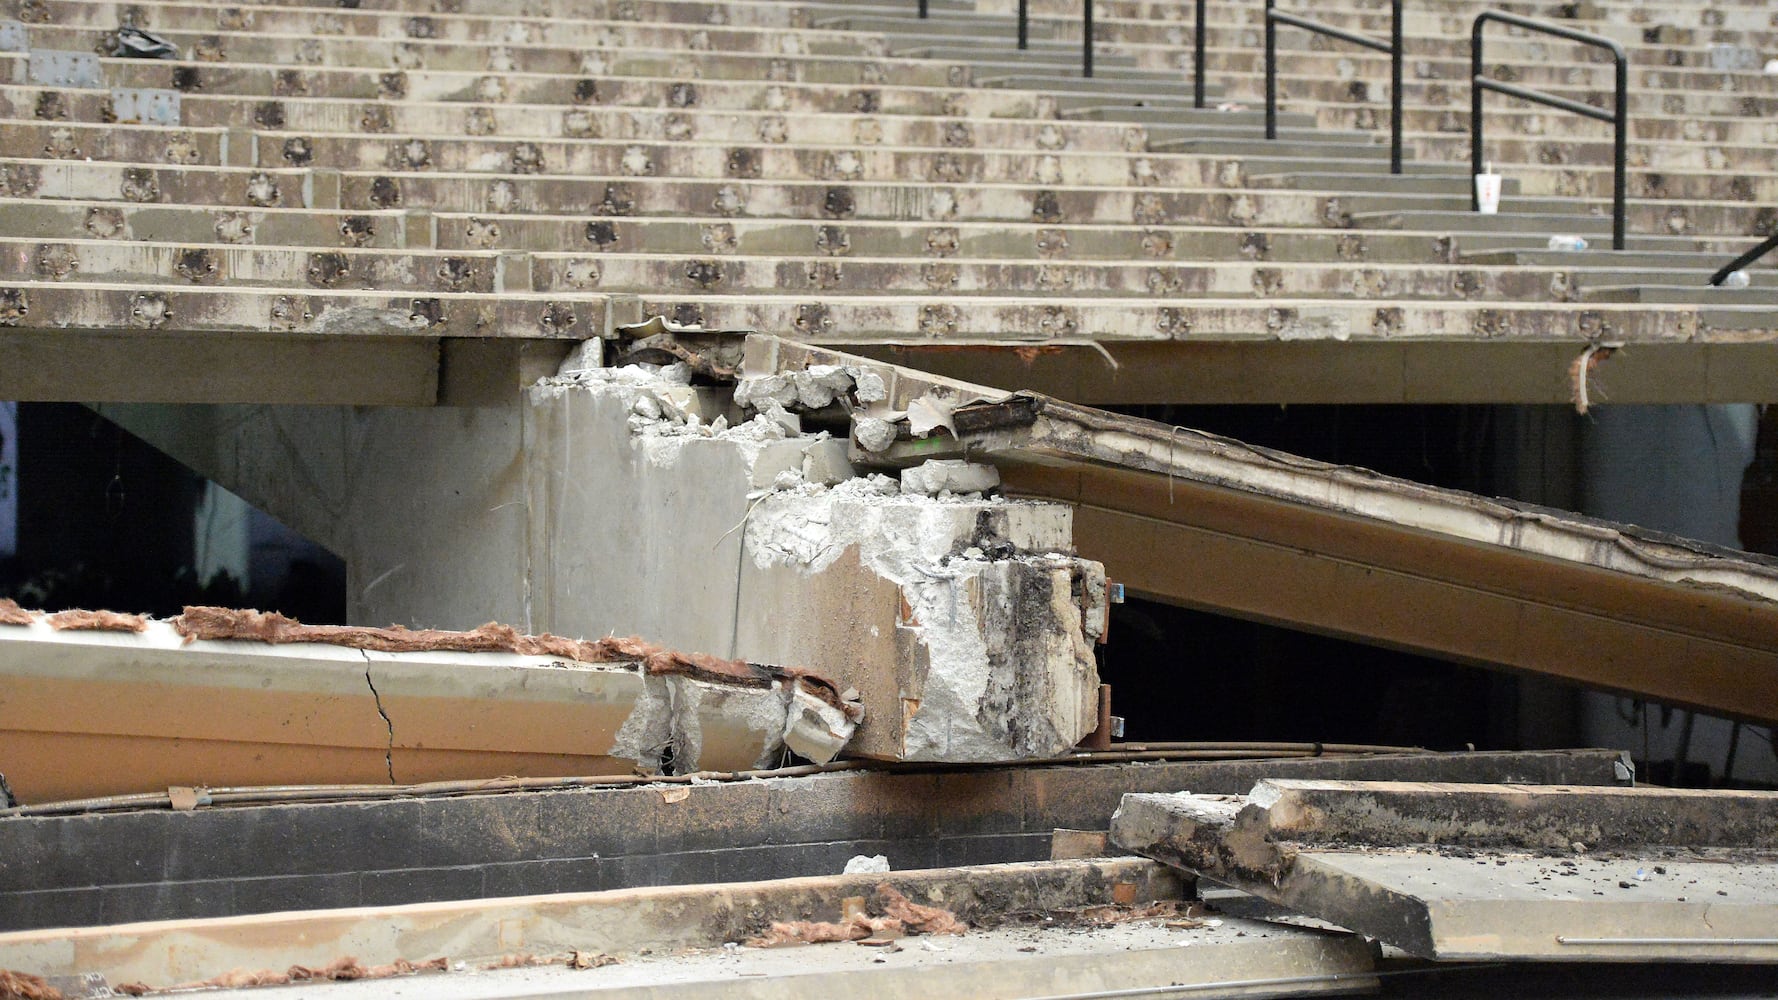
[1193,0,1206,108]
[1082,0,1093,78]
[1265,0,1403,174]
[1708,231,1778,286]
[1472,11,1627,250]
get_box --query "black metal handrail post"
[1708,231,1778,286]
[1018,0,1028,49]
[1082,0,1093,78]
[1193,0,1206,108]
[1265,0,1402,174]
[1472,11,1627,250]
[918,0,927,19]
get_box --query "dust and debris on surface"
[163,904,1290,999]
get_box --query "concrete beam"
[757,337,1778,722]
[1249,779,1778,853]
[857,341,1778,406]
[1,330,440,406]
[0,859,1187,988]
[0,609,857,803]
[1112,787,1778,962]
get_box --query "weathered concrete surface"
[191,914,1377,1000]
[1249,779,1778,853]
[0,607,857,802]
[0,859,1186,988]
[1112,786,1778,962]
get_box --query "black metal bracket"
[1709,230,1778,286]
[1265,0,1402,174]
[1472,11,1627,250]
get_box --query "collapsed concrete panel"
[1111,781,1778,963]
[0,604,860,803]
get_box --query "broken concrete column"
[100,344,1104,766]
[739,479,1103,761]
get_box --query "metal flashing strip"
[27,48,100,87]
[109,86,181,125]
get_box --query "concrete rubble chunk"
[1112,781,1778,963]
[899,459,1001,497]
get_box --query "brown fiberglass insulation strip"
[46,609,149,633]
[171,606,852,713]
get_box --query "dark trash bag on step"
[110,26,180,59]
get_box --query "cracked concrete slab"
[0,606,858,803]
[1111,784,1778,962]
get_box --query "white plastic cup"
[1474,171,1503,214]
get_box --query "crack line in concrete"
[362,652,396,784]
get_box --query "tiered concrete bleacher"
[2,0,1777,406]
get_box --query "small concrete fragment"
[899,458,1001,497]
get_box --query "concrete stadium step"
[0,280,612,339]
[972,73,1208,98]
[0,197,418,246]
[198,133,1253,189]
[1151,136,1391,159]
[37,43,986,90]
[1309,107,1778,146]
[0,112,1152,157]
[1579,284,1778,306]
[0,201,1500,263]
[1,75,1054,122]
[0,159,1557,229]
[1259,164,1776,203]
[1462,248,1778,271]
[1215,77,1778,117]
[430,215,1499,263]
[624,293,1778,341]
[0,29,964,85]
[1413,135,1778,174]
[7,6,918,57]
[1252,172,1521,197]
[0,121,232,167]
[1070,102,1778,141]
[22,0,972,35]
[0,237,510,292]
[527,252,1588,301]
[902,56,1159,82]
[815,14,1062,40]
[12,0,938,30]
[1357,209,1773,247]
